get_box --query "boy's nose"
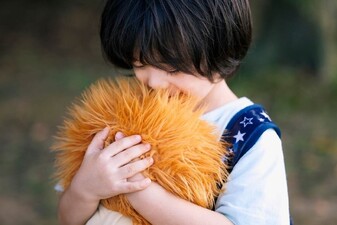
[134,67,168,90]
[147,75,167,90]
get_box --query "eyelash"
[133,64,145,69]
[167,70,179,75]
[132,62,179,74]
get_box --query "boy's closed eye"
[133,61,180,75]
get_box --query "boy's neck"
[199,80,238,113]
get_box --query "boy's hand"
[69,127,153,203]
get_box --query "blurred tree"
[247,0,337,83]
[274,0,337,82]
[285,0,337,81]
[247,0,323,75]
[318,0,337,82]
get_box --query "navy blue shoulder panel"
[222,104,281,170]
[219,104,293,224]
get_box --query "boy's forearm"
[127,182,233,225]
[58,185,99,225]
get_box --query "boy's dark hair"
[100,0,252,81]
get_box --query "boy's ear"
[212,73,224,83]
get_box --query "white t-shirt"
[202,97,290,225]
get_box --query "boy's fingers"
[119,157,153,179]
[118,178,151,193]
[103,135,143,157]
[87,127,110,153]
[112,143,151,166]
[115,131,125,141]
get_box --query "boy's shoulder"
[222,103,281,170]
[202,97,253,130]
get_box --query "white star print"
[233,131,245,143]
[260,111,271,121]
[258,118,265,122]
[240,117,254,127]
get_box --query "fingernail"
[115,132,124,140]
[135,135,142,141]
[100,127,109,136]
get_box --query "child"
[58,0,290,224]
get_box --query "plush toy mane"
[53,77,228,225]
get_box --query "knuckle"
[97,152,107,162]
[134,183,142,191]
[127,165,135,175]
[123,149,132,158]
[132,145,147,157]
[107,175,121,193]
[141,157,152,167]
[127,184,135,192]
[120,138,128,146]
[95,132,105,142]
[139,159,148,168]
[140,144,148,153]
[127,135,141,145]
[116,137,135,149]
[117,138,130,146]
[114,139,125,149]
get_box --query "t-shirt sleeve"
[215,129,289,225]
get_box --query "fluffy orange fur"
[53,77,228,225]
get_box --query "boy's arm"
[58,185,99,225]
[127,182,233,225]
[57,128,153,225]
[215,131,289,225]
[127,130,289,225]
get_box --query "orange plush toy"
[53,77,228,225]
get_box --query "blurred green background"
[0,0,336,224]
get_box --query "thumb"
[87,127,110,153]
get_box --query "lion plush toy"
[53,77,228,225]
